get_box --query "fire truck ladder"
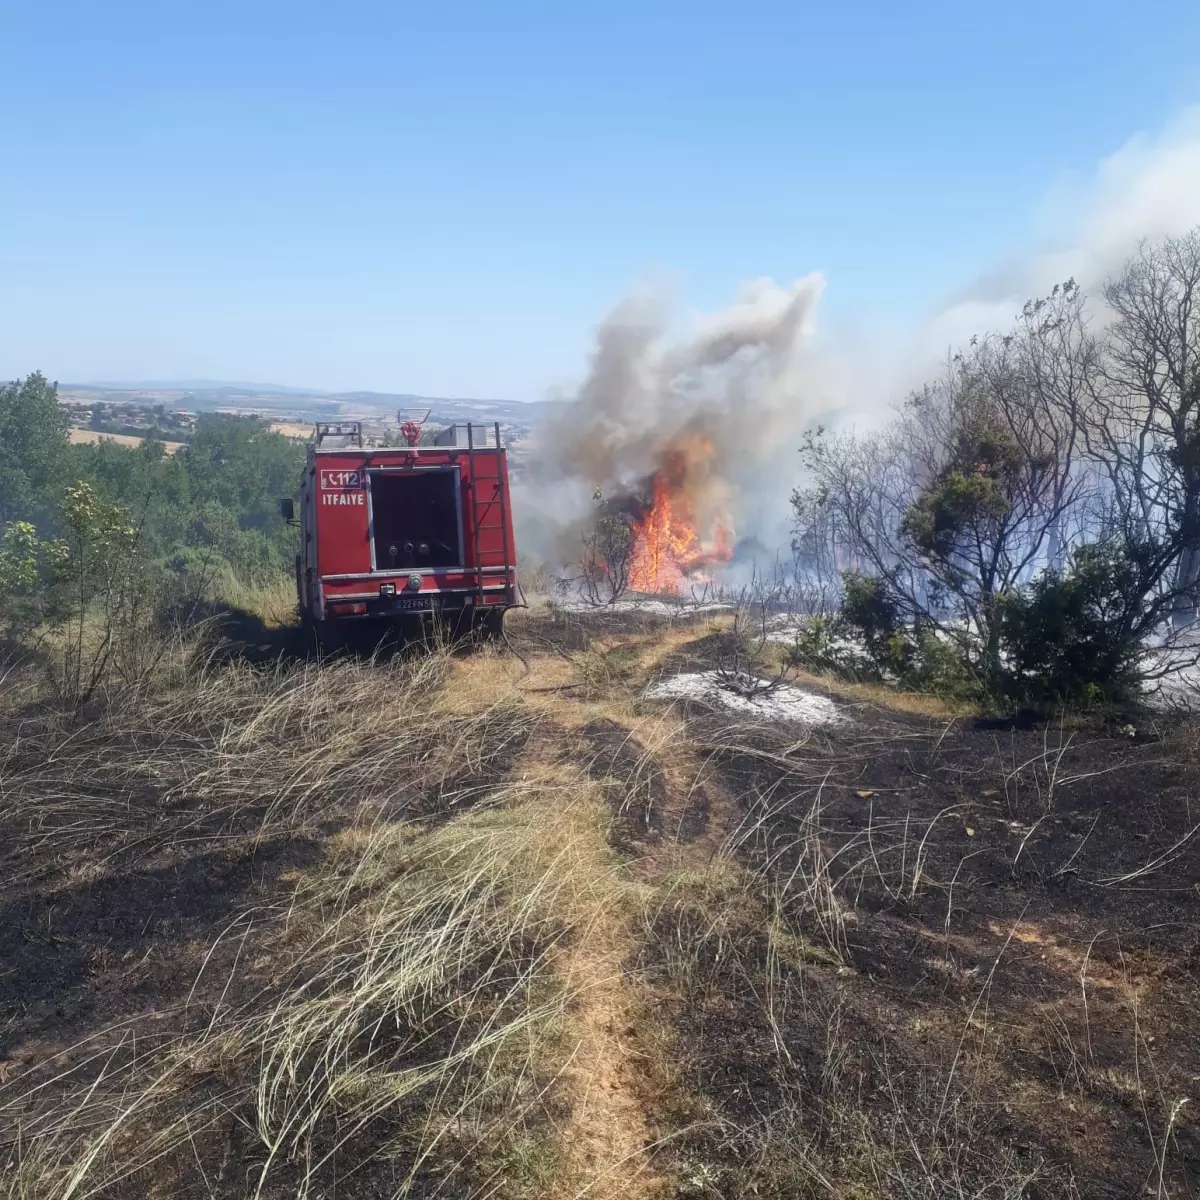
[466,422,513,609]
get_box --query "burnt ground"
[517,616,1200,1196]
[2,611,1198,1199]
[0,731,530,1078]
[0,614,585,1106]
[0,659,537,1199]
[630,659,1200,1197]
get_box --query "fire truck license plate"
[397,596,433,610]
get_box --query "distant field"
[268,421,315,439]
[67,428,186,454]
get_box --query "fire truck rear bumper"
[322,585,512,621]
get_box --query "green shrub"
[905,625,977,700]
[786,615,848,675]
[832,573,980,700]
[998,543,1143,705]
[0,520,69,644]
[163,544,225,578]
[834,547,1147,708]
[901,467,1010,562]
[840,572,906,667]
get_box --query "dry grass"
[0,615,666,1199]
[784,661,977,719]
[214,572,299,628]
[266,422,316,440]
[3,795,612,1198]
[66,429,186,454]
[1,607,1194,1199]
[0,639,573,1198]
[0,643,530,885]
[646,702,1199,1198]
[643,844,1076,1199]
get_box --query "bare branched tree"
[787,490,844,617]
[715,585,787,698]
[1090,231,1200,627]
[795,305,1090,683]
[790,236,1200,695]
[579,487,635,606]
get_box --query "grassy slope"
[0,607,1196,1198]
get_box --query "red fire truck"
[281,421,517,641]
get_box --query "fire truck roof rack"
[315,421,363,447]
[434,422,501,449]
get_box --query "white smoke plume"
[523,274,829,569]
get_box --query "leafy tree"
[795,286,1090,657]
[61,412,306,585]
[790,263,1200,704]
[0,373,70,528]
[898,414,1058,683]
[0,521,69,643]
[55,481,150,704]
[839,571,907,671]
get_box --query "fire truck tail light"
[330,601,367,616]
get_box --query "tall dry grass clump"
[4,798,612,1198]
[0,636,528,884]
[0,633,620,1198]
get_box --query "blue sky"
[3,0,1200,400]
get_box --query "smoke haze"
[928,106,1200,358]
[521,107,1200,579]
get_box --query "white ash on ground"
[552,596,734,617]
[644,670,844,725]
[1141,634,1200,710]
[763,613,829,644]
[764,615,808,645]
[763,614,879,671]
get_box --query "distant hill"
[75,379,320,395]
[60,381,554,429]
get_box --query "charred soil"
[0,609,1196,1199]
[645,696,1200,1198]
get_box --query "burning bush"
[627,443,733,595]
[575,441,735,604]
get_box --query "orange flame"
[627,450,734,594]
